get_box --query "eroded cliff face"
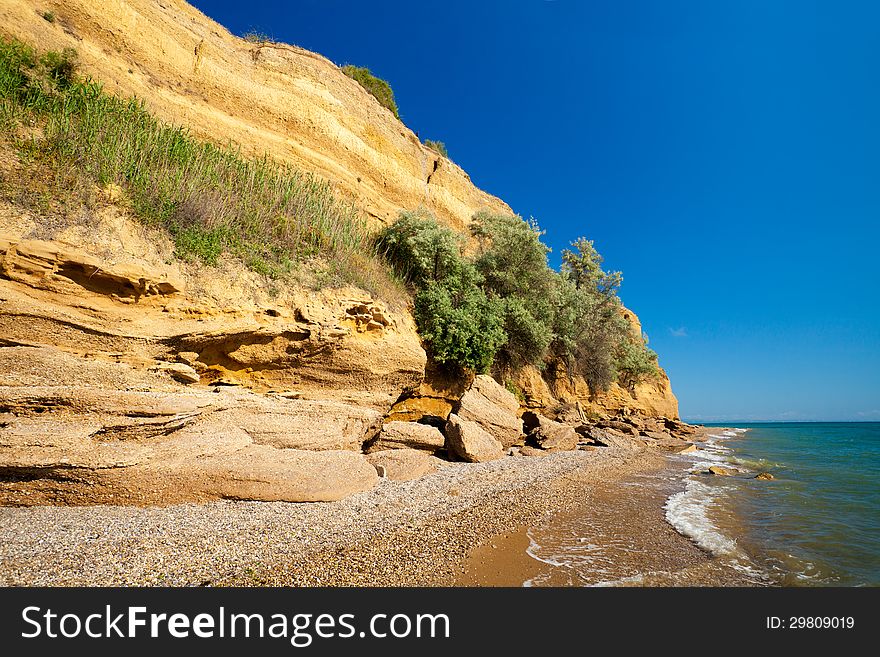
[0,0,511,230]
[0,1,680,506]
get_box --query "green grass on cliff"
[341,65,400,119]
[0,38,399,297]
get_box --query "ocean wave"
[664,479,740,557]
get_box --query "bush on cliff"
[470,211,556,368]
[341,65,400,119]
[376,209,505,372]
[378,209,659,389]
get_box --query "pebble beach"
[1,447,671,587]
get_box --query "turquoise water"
[676,422,880,586]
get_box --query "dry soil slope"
[0,0,511,230]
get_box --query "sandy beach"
[0,440,757,587]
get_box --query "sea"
[523,422,880,587]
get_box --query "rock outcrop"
[0,218,421,505]
[0,231,425,410]
[0,385,382,504]
[522,411,580,452]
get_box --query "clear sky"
[189,0,879,422]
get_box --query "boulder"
[519,445,548,457]
[152,362,200,384]
[201,396,383,451]
[665,418,698,435]
[195,446,379,501]
[444,414,504,463]
[575,425,613,447]
[366,449,439,481]
[755,472,775,480]
[707,465,736,476]
[678,444,698,454]
[522,412,579,451]
[454,375,523,448]
[549,401,587,425]
[367,421,445,453]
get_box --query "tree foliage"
[377,209,659,389]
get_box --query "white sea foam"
[664,479,739,557]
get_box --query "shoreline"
[0,446,662,586]
[456,444,761,587]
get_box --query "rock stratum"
[0,0,680,506]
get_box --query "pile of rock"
[1,361,703,505]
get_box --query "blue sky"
[190,0,879,421]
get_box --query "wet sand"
[457,457,762,587]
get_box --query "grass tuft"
[424,139,448,158]
[341,65,399,119]
[0,37,404,301]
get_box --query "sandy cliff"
[0,0,679,506]
[0,0,512,230]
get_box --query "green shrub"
[424,139,448,158]
[374,208,465,287]
[616,325,659,388]
[470,211,556,367]
[41,11,55,23]
[561,237,622,297]
[413,282,506,373]
[341,65,399,119]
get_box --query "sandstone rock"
[0,236,182,298]
[600,420,640,437]
[575,426,613,447]
[367,421,445,453]
[196,446,379,502]
[755,472,775,480]
[678,444,698,454]
[444,414,504,463]
[551,402,588,425]
[195,396,383,451]
[708,466,736,476]
[519,446,548,457]
[522,412,579,451]
[454,375,522,448]
[385,360,471,423]
[152,361,200,384]
[366,449,438,481]
[665,418,698,435]
[642,430,673,441]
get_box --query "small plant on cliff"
[242,30,271,44]
[341,65,400,119]
[424,139,448,158]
